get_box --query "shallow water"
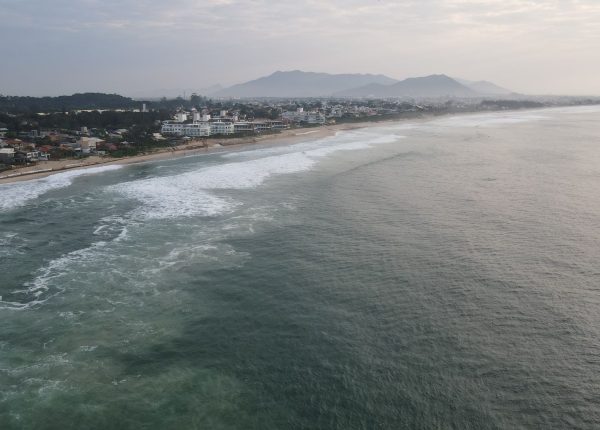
[2,107,600,429]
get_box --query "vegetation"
[0,93,142,113]
[0,110,170,134]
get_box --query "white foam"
[0,165,123,211]
[537,104,600,115]
[223,129,401,160]
[0,239,110,310]
[109,176,236,220]
[431,112,548,128]
[110,130,402,221]
[2,129,402,310]
[304,135,399,158]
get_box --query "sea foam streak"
[431,112,548,128]
[0,165,123,211]
[110,130,401,220]
[0,240,109,310]
[222,130,401,160]
[3,129,403,310]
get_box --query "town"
[0,92,597,177]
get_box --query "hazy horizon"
[1,0,600,97]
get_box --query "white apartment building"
[161,121,211,137]
[174,112,188,123]
[191,110,201,122]
[210,121,234,135]
[253,121,272,132]
[234,122,254,133]
[281,108,326,124]
[161,119,287,138]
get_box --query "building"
[209,121,234,135]
[174,112,188,123]
[281,108,326,124]
[253,121,272,132]
[233,122,254,133]
[161,116,288,138]
[191,109,201,122]
[269,120,288,130]
[77,137,105,154]
[0,147,15,164]
[14,150,40,164]
[161,121,211,137]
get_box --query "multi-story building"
[209,121,234,135]
[161,118,288,138]
[161,121,211,137]
[253,121,272,132]
[281,108,326,124]
[191,109,201,122]
[270,121,288,130]
[233,122,254,133]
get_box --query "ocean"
[2,106,600,429]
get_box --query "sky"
[1,0,599,97]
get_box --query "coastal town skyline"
[2,0,600,97]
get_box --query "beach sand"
[0,120,395,185]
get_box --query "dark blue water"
[2,107,600,429]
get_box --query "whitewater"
[2,106,600,429]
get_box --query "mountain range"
[211,71,512,99]
[213,71,398,98]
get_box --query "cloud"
[1,0,599,95]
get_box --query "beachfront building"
[0,147,15,164]
[77,137,105,154]
[281,108,326,125]
[161,118,287,138]
[233,122,254,133]
[209,121,234,135]
[270,120,288,130]
[174,112,188,123]
[191,109,201,122]
[161,121,211,137]
[253,121,272,132]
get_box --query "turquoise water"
[2,107,600,429]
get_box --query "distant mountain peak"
[453,78,512,95]
[213,71,512,99]
[335,74,478,98]
[214,71,399,98]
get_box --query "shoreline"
[1,104,594,185]
[0,119,403,185]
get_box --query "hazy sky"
[1,0,599,96]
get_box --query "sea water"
[2,106,600,429]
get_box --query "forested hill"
[0,93,142,113]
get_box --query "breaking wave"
[109,130,402,220]
[431,112,549,128]
[0,165,123,212]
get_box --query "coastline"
[0,119,402,185]
[3,103,591,185]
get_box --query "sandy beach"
[0,120,397,185]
